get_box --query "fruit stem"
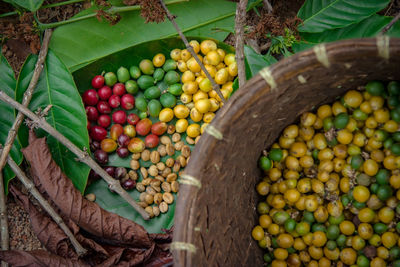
[34,0,188,30]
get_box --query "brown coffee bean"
[155,175,165,182]
[150,151,160,164]
[181,145,191,158]
[128,170,138,180]
[148,165,158,177]
[150,179,161,188]
[166,173,177,183]
[140,167,148,179]
[159,202,168,213]
[166,143,175,156]
[138,201,148,208]
[156,162,165,171]
[161,182,171,193]
[171,181,179,193]
[130,160,140,170]
[186,136,195,145]
[139,192,147,202]
[142,178,152,186]
[160,136,171,145]
[146,186,156,196]
[141,149,151,161]
[174,141,184,151]
[165,158,175,167]
[85,193,96,202]
[145,206,154,217]
[131,153,141,160]
[173,162,181,173]
[153,206,160,217]
[172,133,181,142]
[154,193,163,204]
[145,193,154,204]
[177,155,186,167]
[136,182,145,192]
[163,192,174,204]
[167,125,175,134]
[162,167,172,177]
[157,145,167,157]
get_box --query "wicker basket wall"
[172,37,400,266]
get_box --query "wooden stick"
[0,29,52,173]
[0,171,8,267]
[0,92,150,220]
[158,0,226,103]
[381,12,400,34]
[235,0,248,88]
[2,148,87,256]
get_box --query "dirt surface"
[0,0,399,259]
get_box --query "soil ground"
[0,0,399,257]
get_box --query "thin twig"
[2,148,87,257]
[158,0,226,103]
[0,171,8,267]
[0,92,150,220]
[0,29,52,174]
[235,0,248,88]
[381,12,400,34]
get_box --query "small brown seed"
[146,186,156,196]
[128,170,138,180]
[130,160,140,170]
[166,173,177,183]
[154,193,163,204]
[186,156,190,164]
[148,165,158,177]
[173,162,181,173]
[136,182,145,192]
[142,178,152,186]
[156,162,166,171]
[195,136,201,144]
[157,145,167,157]
[138,201,148,208]
[162,167,172,177]
[181,145,191,158]
[132,153,141,160]
[161,182,171,193]
[165,158,175,167]
[171,181,179,193]
[186,136,195,145]
[177,155,186,167]
[145,206,154,217]
[172,133,181,142]
[152,186,161,193]
[139,192,147,202]
[155,175,165,182]
[85,193,96,202]
[150,151,160,164]
[167,125,176,134]
[160,136,171,145]
[174,141,184,151]
[140,167,148,179]
[166,143,175,156]
[163,192,174,204]
[141,149,151,161]
[153,206,160,217]
[145,193,154,204]
[159,202,169,213]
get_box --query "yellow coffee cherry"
[175,119,188,133]
[195,99,211,113]
[159,108,174,122]
[180,49,191,61]
[170,48,181,61]
[182,81,198,94]
[180,93,192,104]
[203,112,215,123]
[152,53,165,67]
[209,98,219,112]
[189,40,200,54]
[193,91,208,102]
[187,124,201,138]
[200,64,217,78]
[181,70,195,83]
[200,40,217,55]
[205,50,221,66]
[224,53,235,65]
[177,60,188,72]
[200,123,208,134]
[214,68,229,85]
[228,62,238,77]
[216,48,226,60]
[190,108,203,122]
[187,57,201,73]
[199,78,213,92]
[173,104,190,119]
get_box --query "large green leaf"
[16,50,90,194]
[297,0,390,33]
[292,15,400,53]
[244,45,277,79]
[0,52,23,194]
[50,0,236,72]
[11,0,44,11]
[79,37,234,233]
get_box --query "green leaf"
[11,0,44,11]
[244,45,277,79]
[0,52,23,194]
[247,0,263,11]
[16,50,90,194]
[50,0,236,72]
[297,0,390,33]
[293,15,400,53]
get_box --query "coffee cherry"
[82,89,99,106]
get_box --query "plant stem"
[35,0,188,30]
[0,29,52,175]
[3,149,87,257]
[0,92,150,220]
[235,0,248,88]
[381,12,400,34]
[0,171,8,267]
[159,0,226,103]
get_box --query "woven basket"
[172,37,400,266]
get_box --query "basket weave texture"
[172,37,400,266]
